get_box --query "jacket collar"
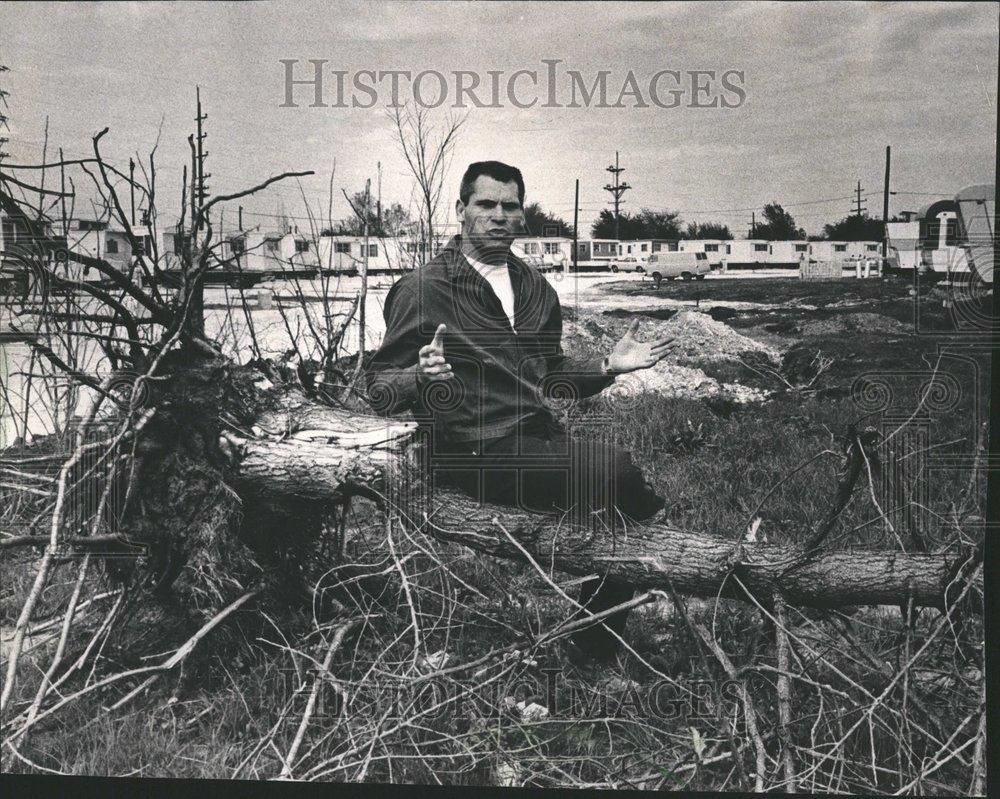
[441,235,529,283]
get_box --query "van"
[645,252,711,286]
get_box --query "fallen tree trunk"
[223,399,972,611]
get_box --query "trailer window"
[945,219,959,246]
[834,244,847,252]
[754,243,768,252]
[795,244,808,252]
[334,242,351,254]
[704,243,719,252]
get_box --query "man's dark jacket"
[366,236,614,443]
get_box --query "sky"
[1,1,997,237]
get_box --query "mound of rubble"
[604,364,769,404]
[566,310,779,365]
[564,310,777,404]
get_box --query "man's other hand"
[605,319,675,374]
[418,323,453,382]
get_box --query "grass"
[1,276,988,790]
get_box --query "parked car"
[645,252,711,286]
[610,257,638,273]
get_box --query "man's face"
[456,175,524,256]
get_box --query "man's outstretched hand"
[605,319,675,374]
[418,323,453,382]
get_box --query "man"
[367,161,673,659]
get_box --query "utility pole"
[238,205,243,231]
[853,180,867,217]
[572,178,579,274]
[0,65,10,168]
[355,178,371,384]
[882,146,891,275]
[189,135,197,237]
[195,87,210,216]
[0,65,9,169]
[376,160,383,236]
[129,157,136,225]
[603,151,630,240]
[188,133,204,334]
[750,211,756,238]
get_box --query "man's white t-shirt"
[467,254,517,330]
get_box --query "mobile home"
[678,239,728,266]
[723,239,773,268]
[885,199,973,278]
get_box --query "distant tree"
[822,214,885,241]
[381,202,416,236]
[683,221,734,240]
[324,192,413,236]
[520,202,571,236]
[637,209,684,239]
[590,208,683,239]
[753,203,805,240]
[591,209,628,239]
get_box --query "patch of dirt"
[602,307,679,321]
[798,312,911,337]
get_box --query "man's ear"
[455,199,465,225]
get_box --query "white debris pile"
[605,366,769,404]
[565,310,779,366]
[563,310,776,404]
[658,311,779,365]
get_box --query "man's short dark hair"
[459,161,525,206]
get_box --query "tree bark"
[223,400,971,611]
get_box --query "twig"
[278,619,356,779]
[773,592,798,792]
[692,623,770,792]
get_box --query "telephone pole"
[188,135,197,236]
[194,87,210,222]
[376,160,383,236]
[188,132,204,335]
[882,146,891,272]
[129,157,136,225]
[0,64,11,168]
[603,151,630,240]
[853,179,867,217]
[572,178,580,274]
[749,211,756,238]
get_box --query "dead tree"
[389,104,465,255]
